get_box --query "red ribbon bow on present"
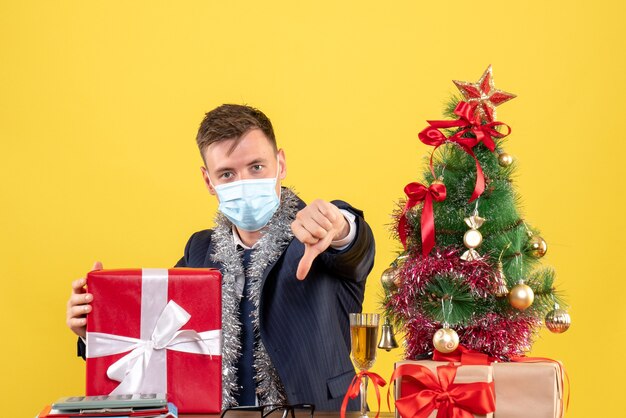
[418,101,511,202]
[340,370,387,418]
[390,363,495,418]
[398,181,447,255]
[432,345,496,365]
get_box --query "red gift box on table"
[85,268,222,413]
[393,360,495,418]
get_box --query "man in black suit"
[66,104,375,410]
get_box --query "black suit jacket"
[79,198,375,411]
[176,198,375,410]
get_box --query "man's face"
[201,128,287,198]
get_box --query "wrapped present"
[392,354,565,418]
[432,346,566,418]
[492,361,564,418]
[85,268,222,413]
[392,360,495,418]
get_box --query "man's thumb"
[296,245,317,280]
[296,233,335,280]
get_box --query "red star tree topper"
[453,65,517,123]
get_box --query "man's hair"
[196,104,277,159]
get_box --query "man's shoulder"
[187,229,214,247]
[178,229,215,268]
[183,228,215,255]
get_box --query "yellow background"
[1,1,624,416]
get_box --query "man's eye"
[220,172,233,179]
[252,165,263,171]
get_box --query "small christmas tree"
[383,66,571,360]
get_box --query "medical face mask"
[208,157,281,231]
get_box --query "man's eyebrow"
[213,158,268,174]
[246,158,267,166]
[213,166,235,175]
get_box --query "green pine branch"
[421,275,492,326]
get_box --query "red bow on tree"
[398,181,447,256]
[418,101,511,202]
[390,363,496,418]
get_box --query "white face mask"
[207,156,281,231]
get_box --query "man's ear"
[201,167,216,195]
[277,149,287,180]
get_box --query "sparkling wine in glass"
[349,313,379,418]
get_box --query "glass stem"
[360,373,368,417]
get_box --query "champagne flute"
[349,313,379,418]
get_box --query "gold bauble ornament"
[381,267,399,292]
[509,281,535,310]
[432,327,459,353]
[431,179,445,186]
[527,235,548,258]
[393,275,403,288]
[498,152,513,167]
[545,304,571,333]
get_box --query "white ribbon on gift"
[86,268,221,395]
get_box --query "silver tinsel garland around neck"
[210,187,300,407]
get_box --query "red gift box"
[393,360,495,418]
[85,268,222,413]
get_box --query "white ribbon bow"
[87,300,221,394]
